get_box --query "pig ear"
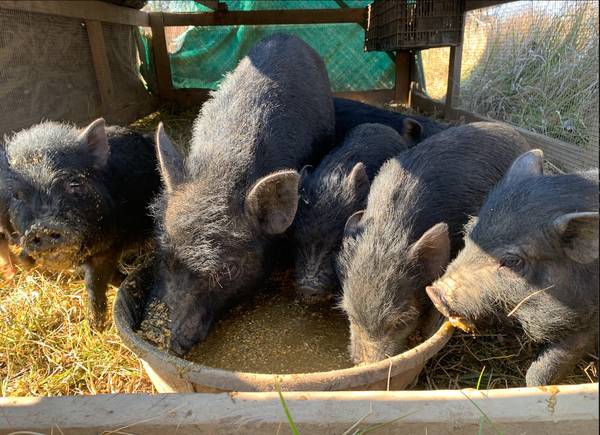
[79,118,109,168]
[155,122,185,193]
[0,146,9,170]
[344,210,365,237]
[503,149,544,186]
[299,165,313,180]
[245,170,300,235]
[552,212,598,264]
[402,118,423,143]
[347,162,370,197]
[408,222,451,282]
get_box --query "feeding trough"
[114,260,454,393]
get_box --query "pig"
[0,150,15,279]
[336,122,530,364]
[333,97,447,146]
[0,146,35,279]
[151,34,335,355]
[426,149,599,386]
[2,119,161,329]
[293,122,421,302]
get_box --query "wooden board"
[411,90,599,172]
[445,44,463,116]
[395,51,412,106]
[149,12,174,101]
[161,8,367,27]
[163,88,396,109]
[85,20,114,117]
[0,384,596,434]
[0,0,150,26]
[464,0,514,11]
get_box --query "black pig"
[2,119,161,329]
[151,34,335,355]
[337,122,530,364]
[427,149,598,386]
[333,97,447,145]
[293,122,420,302]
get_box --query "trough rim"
[113,262,455,392]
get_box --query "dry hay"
[0,264,154,396]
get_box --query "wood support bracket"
[85,20,114,117]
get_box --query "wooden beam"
[464,0,515,11]
[85,20,114,117]
[149,12,174,101]
[1,385,597,434]
[161,8,367,27]
[394,51,412,106]
[170,88,212,107]
[0,0,150,26]
[411,89,598,172]
[194,0,220,10]
[445,43,463,117]
[335,89,396,106]
[164,88,397,109]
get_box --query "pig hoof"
[88,312,108,332]
[0,265,16,281]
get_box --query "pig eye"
[12,190,25,201]
[64,179,84,194]
[499,254,524,272]
[218,261,242,281]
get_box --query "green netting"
[141,0,395,92]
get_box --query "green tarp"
[141,0,395,92]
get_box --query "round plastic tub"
[114,260,454,393]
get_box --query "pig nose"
[298,285,329,302]
[24,226,64,252]
[426,286,452,317]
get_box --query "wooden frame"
[85,20,114,115]
[2,384,597,434]
[0,0,150,26]
[161,8,367,26]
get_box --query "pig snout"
[349,324,394,364]
[426,285,454,318]
[296,276,333,302]
[426,282,477,333]
[23,223,69,252]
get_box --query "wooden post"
[85,20,114,117]
[445,43,463,117]
[394,50,412,106]
[149,12,174,102]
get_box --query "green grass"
[459,2,599,148]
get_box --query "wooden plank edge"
[85,20,114,117]
[164,88,396,109]
[162,8,367,27]
[465,0,515,11]
[149,12,174,101]
[0,0,150,26]
[1,384,596,434]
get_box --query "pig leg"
[83,249,120,331]
[526,332,595,386]
[109,270,127,287]
[0,235,15,280]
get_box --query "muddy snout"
[296,277,334,303]
[23,222,70,252]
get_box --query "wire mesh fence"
[0,9,153,139]
[421,0,599,151]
